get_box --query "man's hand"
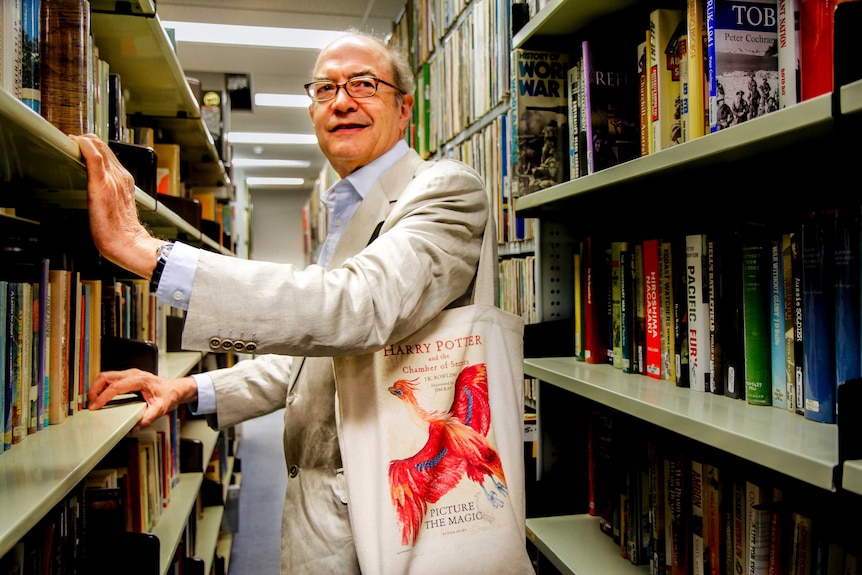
[71,133,166,279]
[88,368,199,428]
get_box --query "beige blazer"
[180,148,489,574]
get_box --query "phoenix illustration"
[387,363,508,546]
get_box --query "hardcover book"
[801,210,836,423]
[686,234,711,392]
[798,0,833,100]
[0,281,6,452]
[650,8,685,151]
[776,0,800,107]
[746,480,771,575]
[707,0,780,132]
[707,235,725,395]
[21,0,40,112]
[781,231,804,414]
[685,0,709,141]
[566,61,586,179]
[672,238,691,389]
[833,209,860,416]
[581,38,640,174]
[769,239,788,409]
[741,240,772,406]
[584,236,610,364]
[643,238,662,379]
[511,48,570,197]
[691,459,706,575]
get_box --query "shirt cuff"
[155,241,199,311]
[190,372,216,414]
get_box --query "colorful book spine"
[777,0,800,108]
[707,0,780,132]
[0,281,6,452]
[708,235,725,395]
[584,236,609,364]
[687,234,711,392]
[567,61,582,179]
[21,0,40,112]
[691,459,706,575]
[660,239,677,383]
[637,38,650,157]
[1,0,23,98]
[644,239,662,378]
[742,240,772,406]
[801,211,836,423]
[634,242,646,375]
[649,8,685,151]
[798,0,834,101]
[746,481,771,575]
[37,259,50,431]
[769,239,788,409]
[685,0,708,141]
[781,232,800,412]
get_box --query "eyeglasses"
[304,76,401,102]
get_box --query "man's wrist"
[150,242,174,291]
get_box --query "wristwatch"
[150,242,174,292]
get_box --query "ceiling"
[155,0,408,195]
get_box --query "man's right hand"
[88,368,199,429]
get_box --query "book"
[643,239,662,378]
[769,239,788,409]
[48,269,69,425]
[634,242,646,375]
[581,38,640,174]
[787,229,805,414]
[705,463,724,575]
[801,210,836,423]
[789,511,813,575]
[707,235,725,395]
[1,0,23,99]
[667,446,690,575]
[647,440,667,575]
[511,48,570,197]
[584,236,609,364]
[707,0,780,132]
[746,480,771,575]
[777,0,800,108]
[691,458,707,575]
[21,0,39,112]
[833,209,861,408]
[687,233,711,392]
[637,37,650,156]
[567,61,585,179]
[659,238,679,384]
[798,0,834,101]
[741,239,773,406]
[620,243,638,374]
[685,0,709,141]
[36,259,49,431]
[611,241,626,370]
[781,232,800,412]
[650,8,685,151]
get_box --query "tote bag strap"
[473,215,499,307]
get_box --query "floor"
[227,409,286,575]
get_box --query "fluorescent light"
[162,21,344,50]
[232,158,311,168]
[247,177,305,186]
[255,93,310,108]
[227,132,318,145]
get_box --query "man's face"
[308,36,414,177]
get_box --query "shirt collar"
[322,140,409,207]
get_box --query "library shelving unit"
[512,1,862,574]
[0,1,236,572]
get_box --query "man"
[76,31,491,574]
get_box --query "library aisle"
[229,409,286,574]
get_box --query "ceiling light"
[227,132,318,145]
[247,177,304,186]
[255,93,310,108]
[232,159,311,168]
[162,21,344,50]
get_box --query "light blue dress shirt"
[160,140,410,414]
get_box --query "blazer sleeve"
[206,353,295,429]
[181,158,488,357]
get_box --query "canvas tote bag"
[333,218,535,574]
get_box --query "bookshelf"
[512,0,862,571]
[0,0,237,571]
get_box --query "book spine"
[777,0,800,108]
[798,0,834,101]
[585,236,609,364]
[650,8,685,152]
[634,242,646,375]
[708,236,724,395]
[801,212,836,423]
[781,232,800,412]
[40,0,90,135]
[691,459,706,575]
[769,239,788,409]
[790,230,805,414]
[638,37,650,157]
[37,259,50,431]
[833,210,861,406]
[0,281,6,452]
[660,239,677,383]
[742,241,773,406]
[668,448,690,575]
[706,463,724,575]
[567,62,581,179]
[612,241,625,369]
[687,234,711,392]
[673,238,691,388]
[581,40,595,174]
[746,481,771,575]
[21,0,40,112]
[644,239,662,378]
[685,0,708,141]
[1,0,23,98]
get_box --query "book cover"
[777,0,800,107]
[643,238,662,378]
[801,210,836,423]
[581,38,640,174]
[685,0,709,141]
[798,0,834,100]
[741,240,773,406]
[769,239,788,409]
[650,8,685,151]
[687,234,711,392]
[511,48,570,197]
[707,0,780,132]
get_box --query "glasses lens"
[346,77,377,98]
[309,81,337,101]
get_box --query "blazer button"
[221,339,234,351]
[288,465,299,478]
[233,340,245,352]
[208,337,221,350]
[245,341,257,353]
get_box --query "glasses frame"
[304,76,401,102]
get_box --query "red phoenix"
[387,363,508,546]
